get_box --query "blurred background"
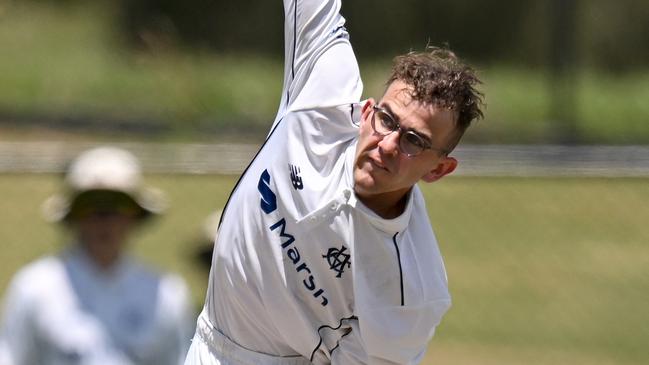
[1,0,648,364]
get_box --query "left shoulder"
[284,102,360,131]
[277,103,360,161]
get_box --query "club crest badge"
[323,245,351,278]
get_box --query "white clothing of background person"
[1,247,192,365]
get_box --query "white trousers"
[183,314,312,365]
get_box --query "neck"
[356,188,410,219]
[78,241,122,271]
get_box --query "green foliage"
[114,0,649,70]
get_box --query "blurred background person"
[189,210,221,314]
[192,210,222,272]
[0,146,194,365]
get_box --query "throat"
[355,189,409,219]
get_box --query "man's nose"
[378,130,401,155]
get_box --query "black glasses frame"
[370,105,449,157]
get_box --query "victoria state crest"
[323,245,351,278]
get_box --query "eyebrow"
[379,102,434,143]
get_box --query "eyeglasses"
[371,105,449,157]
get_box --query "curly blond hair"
[388,47,485,150]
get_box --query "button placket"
[297,190,353,227]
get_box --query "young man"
[0,147,194,365]
[186,0,483,364]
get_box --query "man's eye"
[404,132,428,149]
[378,112,397,129]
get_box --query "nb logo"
[289,164,303,190]
[323,245,351,278]
[258,169,277,214]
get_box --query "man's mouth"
[369,156,390,173]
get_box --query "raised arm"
[272,0,363,127]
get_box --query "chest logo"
[258,169,277,214]
[323,245,351,278]
[289,164,304,190]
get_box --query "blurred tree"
[581,0,649,72]
[117,0,283,55]
[113,0,649,72]
[342,0,539,64]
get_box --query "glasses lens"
[373,109,397,135]
[400,132,427,156]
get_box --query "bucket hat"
[42,146,166,223]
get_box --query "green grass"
[1,1,649,143]
[422,177,649,364]
[1,174,648,365]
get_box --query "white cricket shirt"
[0,246,194,365]
[199,0,452,364]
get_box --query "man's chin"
[353,171,384,197]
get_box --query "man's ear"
[360,98,375,123]
[421,156,458,183]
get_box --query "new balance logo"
[289,164,303,190]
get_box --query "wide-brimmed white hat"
[42,146,167,223]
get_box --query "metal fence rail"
[1,142,648,177]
